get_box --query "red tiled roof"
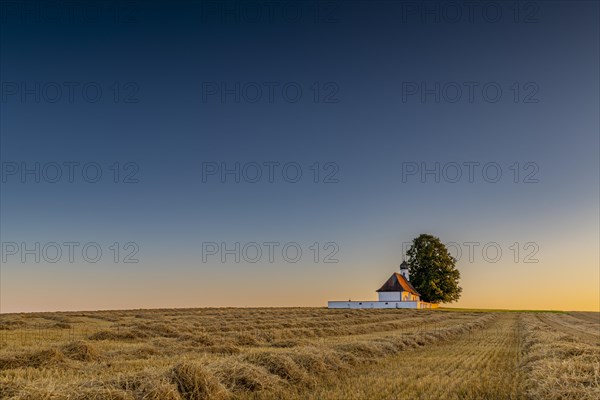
[376,272,420,296]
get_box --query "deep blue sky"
[1,1,598,312]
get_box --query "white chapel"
[328,261,437,309]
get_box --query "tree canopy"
[406,234,462,304]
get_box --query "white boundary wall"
[328,301,421,309]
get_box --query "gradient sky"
[1,0,598,313]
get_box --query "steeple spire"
[400,260,410,281]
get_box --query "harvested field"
[276,313,525,399]
[0,308,598,399]
[568,312,600,325]
[521,313,600,400]
[537,313,600,344]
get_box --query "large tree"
[406,234,462,304]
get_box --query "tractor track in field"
[567,311,600,325]
[536,313,600,344]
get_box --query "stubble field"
[0,308,598,399]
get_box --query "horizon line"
[2,305,597,315]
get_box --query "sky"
[0,0,598,313]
